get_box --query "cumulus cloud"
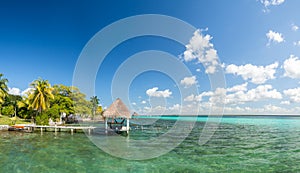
[184,91,213,102]
[283,87,300,103]
[293,41,300,46]
[226,62,278,84]
[260,0,285,7]
[184,94,202,102]
[292,24,299,31]
[142,105,166,115]
[180,76,197,88]
[8,87,21,95]
[227,82,248,92]
[132,102,137,106]
[280,101,290,105]
[21,88,33,96]
[260,0,285,12]
[283,55,300,79]
[8,87,34,96]
[183,29,219,74]
[141,100,147,104]
[266,30,284,45]
[146,87,172,98]
[227,85,282,105]
[168,104,180,111]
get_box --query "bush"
[35,112,49,125]
[1,105,14,116]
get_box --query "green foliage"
[35,112,49,125]
[90,96,100,119]
[47,104,60,122]
[0,75,101,124]
[71,87,92,116]
[1,105,14,116]
[96,106,103,115]
[28,78,54,113]
[0,115,30,125]
[17,98,33,119]
[51,85,75,115]
[0,73,8,105]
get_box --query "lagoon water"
[1,116,300,172]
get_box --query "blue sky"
[1,0,300,115]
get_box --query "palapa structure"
[132,112,139,117]
[102,98,132,132]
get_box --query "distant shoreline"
[138,114,300,117]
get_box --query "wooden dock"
[21,125,96,135]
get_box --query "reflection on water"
[1,116,300,172]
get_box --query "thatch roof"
[102,98,131,119]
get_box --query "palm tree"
[0,73,8,116]
[90,96,99,119]
[0,73,8,104]
[28,79,54,114]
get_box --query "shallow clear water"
[1,116,300,172]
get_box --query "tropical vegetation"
[0,73,103,125]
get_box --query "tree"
[17,98,33,119]
[70,87,91,117]
[50,84,75,121]
[0,74,8,114]
[0,74,8,103]
[28,79,54,123]
[90,96,99,119]
[3,94,22,117]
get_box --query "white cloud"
[8,87,21,96]
[184,91,213,102]
[142,105,166,115]
[168,104,180,111]
[293,41,300,46]
[141,100,147,104]
[263,104,288,113]
[184,94,201,102]
[132,102,137,106]
[209,88,227,105]
[8,87,34,96]
[226,62,278,84]
[183,29,219,74]
[180,76,197,88]
[266,30,284,45]
[196,68,201,72]
[292,24,299,31]
[21,88,33,96]
[283,87,300,103]
[146,87,172,98]
[280,101,290,105]
[227,82,248,92]
[226,84,282,105]
[260,0,285,7]
[283,55,300,79]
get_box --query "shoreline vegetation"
[1,73,300,127]
[0,73,103,127]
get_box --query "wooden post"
[126,118,129,133]
[105,119,108,130]
[71,129,74,135]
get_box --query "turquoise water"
[1,116,300,172]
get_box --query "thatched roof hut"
[103,98,131,119]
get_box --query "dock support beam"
[126,118,129,133]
